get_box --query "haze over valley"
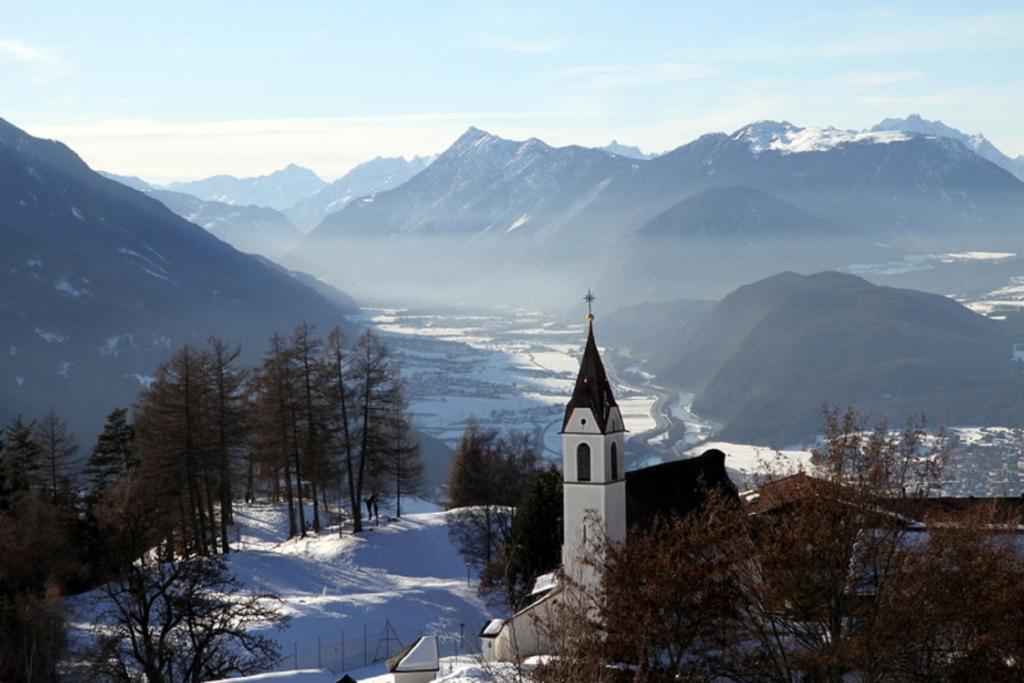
[5,4,1024,680]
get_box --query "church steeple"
[560,290,628,590]
[561,320,618,434]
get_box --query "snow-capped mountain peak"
[871,114,1024,180]
[732,120,911,155]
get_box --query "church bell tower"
[560,291,627,589]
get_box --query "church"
[480,304,737,662]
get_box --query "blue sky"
[2,1,1022,183]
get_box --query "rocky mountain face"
[871,114,1024,181]
[285,155,433,231]
[307,127,639,241]
[605,272,1024,444]
[0,118,355,439]
[146,189,303,260]
[166,163,325,210]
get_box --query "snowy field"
[69,502,495,680]
[362,308,660,461]
[685,441,814,485]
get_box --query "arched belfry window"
[611,442,619,481]
[577,443,591,482]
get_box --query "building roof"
[625,449,739,529]
[385,635,439,673]
[561,321,618,434]
[744,472,1024,528]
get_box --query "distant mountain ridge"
[167,163,325,210]
[871,114,1024,181]
[285,155,433,231]
[599,140,654,159]
[146,189,303,259]
[0,117,355,439]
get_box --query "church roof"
[625,449,740,529]
[561,321,618,433]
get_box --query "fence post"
[293,642,298,670]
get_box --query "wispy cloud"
[551,62,717,89]
[842,70,924,87]
[0,38,68,84]
[471,32,566,54]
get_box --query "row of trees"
[133,324,423,559]
[0,322,424,681]
[534,410,1024,682]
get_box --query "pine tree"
[1,416,41,507]
[206,337,248,553]
[387,394,424,518]
[290,323,326,533]
[445,418,498,507]
[251,334,300,539]
[85,407,136,501]
[34,408,78,506]
[504,465,563,607]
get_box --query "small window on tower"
[577,443,591,482]
[611,442,619,480]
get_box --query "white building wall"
[561,406,627,592]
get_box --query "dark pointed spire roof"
[561,321,618,433]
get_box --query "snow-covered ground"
[70,501,494,680]
[685,441,813,483]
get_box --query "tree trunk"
[291,406,307,537]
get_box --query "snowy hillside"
[70,502,493,680]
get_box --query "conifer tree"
[503,465,563,607]
[206,337,248,553]
[387,391,424,517]
[1,416,41,507]
[85,407,136,501]
[34,408,78,506]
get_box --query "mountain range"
[871,114,1024,181]
[166,163,326,210]
[285,155,433,231]
[283,116,1024,305]
[0,117,356,439]
[605,272,1024,444]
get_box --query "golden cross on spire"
[584,289,595,322]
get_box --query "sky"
[2,1,1022,184]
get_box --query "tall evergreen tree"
[503,465,563,607]
[1,416,41,508]
[84,407,136,501]
[34,408,78,506]
[206,337,248,554]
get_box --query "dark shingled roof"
[625,449,739,529]
[561,321,618,433]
